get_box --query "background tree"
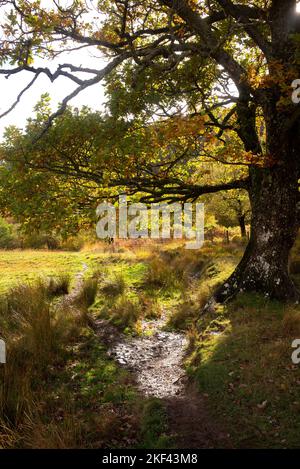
[206,190,251,239]
[0,101,105,236]
[0,0,299,302]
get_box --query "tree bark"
[215,160,299,302]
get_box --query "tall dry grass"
[110,295,141,329]
[145,248,210,291]
[46,274,71,297]
[0,279,90,436]
[100,273,126,298]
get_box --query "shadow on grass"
[187,294,300,448]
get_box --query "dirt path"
[59,262,88,307]
[108,311,188,398]
[104,310,231,448]
[163,388,231,448]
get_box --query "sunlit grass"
[0,250,83,293]
[1,239,298,448]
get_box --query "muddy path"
[98,310,231,449]
[108,311,188,398]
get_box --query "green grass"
[0,250,84,293]
[1,241,300,449]
[0,271,147,448]
[0,247,180,448]
[90,241,242,334]
[186,294,300,448]
[0,249,146,293]
[138,399,172,449]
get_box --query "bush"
[0,218,19,249]
[110,295,140,329]
[22,233,50,249]
[60,236,85,252]
[101,274,126,297]
[75,277,98,307]
[47,274,70,297]
[21,232,87,251]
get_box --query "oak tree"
[0,0,300,302]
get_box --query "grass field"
[0,250,84,293]
[0,241,300,448]
[0,248,149,293]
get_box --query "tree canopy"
[0,1,299,302]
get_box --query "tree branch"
[216,0,272,58]
[159,0,251,93]
[32,54,131,139]
[111,176,250,203]
[0,73,40,119]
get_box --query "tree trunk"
[215,162,299,303]
[238,214,247,239]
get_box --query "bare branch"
[35,53,130,139]
[0,73,40,119]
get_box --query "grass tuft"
[47,274,71,297]
[144,255,178,289]
[0,280,88,428]
[110,295,141,330]
[75,277,98,308]
[168,284,210,330]
[101,273,126,298]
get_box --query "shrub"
[60,236,85,252]
[22,233,60,250]
[101,273,126,297]
[47,274,70,297]
[110,295,141,329]
[0,218,19,249]
[75,277,98,308]
[144,255,177,289]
